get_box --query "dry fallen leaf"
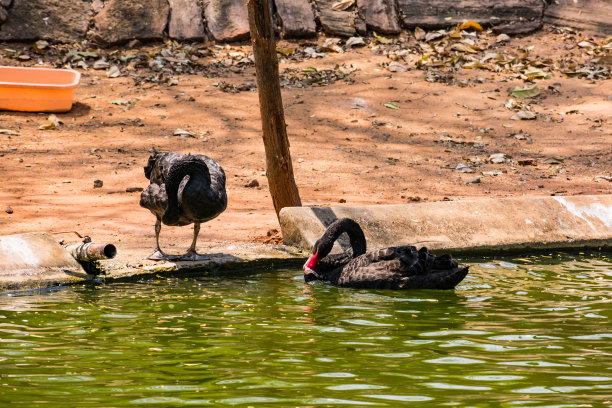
[107,65,121,78]
[93,59,110,70]
[458,21,483,31]
[455,163,475,173]
[387,61,408,72]
[523,67,552,79]
[496,34,511,43]
[39,114,62,130]
[451,43,479,54]
[33,40,49,54]
[488,153,507,164]
[511,84,540,98]
[174,129,196,138]
[373,32,392,44]
[463,60,485,69]
[276,46,294,56]
[414,27,426,41]
[331,0,355,11]
[346,37,366,47]
[511,110,537,120]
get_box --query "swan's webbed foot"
[176,249,210,262]
[147,249,176,261]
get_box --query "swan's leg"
[148,218,173,260]
[180,223,210,261]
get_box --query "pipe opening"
[103,244,117,259]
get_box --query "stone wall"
[0,0,606,45]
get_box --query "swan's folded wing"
[397,266,469,290]
[365,246,419,262]
[140,183,167,215]
[337,258,406,289]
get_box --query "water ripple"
[0,252,609,407]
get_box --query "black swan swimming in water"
[303,218,469,289]
[140,151,227,261]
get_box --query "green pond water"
[0,252,611,407]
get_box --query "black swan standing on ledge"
[140,151,227,261]
[303,218,469,290]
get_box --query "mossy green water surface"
[1,252,610,407]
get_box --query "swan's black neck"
[162,157,210,224]
[317,218,367,259]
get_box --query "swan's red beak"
[303,251,319,275]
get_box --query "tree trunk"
[246,0,302,218]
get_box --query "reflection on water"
[0,252,610,407]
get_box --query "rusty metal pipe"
[64,242,117,262]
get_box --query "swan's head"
[144,152,160,180]
[303,249,320,273]
[303,233,334,279]
[304,249,323,281]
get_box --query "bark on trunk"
[246,0,302,218]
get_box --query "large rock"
[275,0,317,38]
[0,0,90,42]
[397,0,544,29]
[92,0,170,44]
[204,0,250,42]
[315,0,366,37]
[168,0,206,40]
[358,0,401,35]
[544,0,612,35]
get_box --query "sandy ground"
[0,26,610,261]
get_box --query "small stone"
[5,206,13,214]
[466,177,481,184]
[245,179,259,188]
[338,198,346,203]
[93,179,103,188]
[126,187,144,193]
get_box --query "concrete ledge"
[95,244,304,283]
[0,232,89,291]
[0,240,304,293]
[279,195,612,254]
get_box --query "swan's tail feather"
[399,266,469,290]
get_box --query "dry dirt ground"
[0,25,610,261]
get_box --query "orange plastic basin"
[0,66,81,112]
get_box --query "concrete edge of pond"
[279,195,612,255]
[95,244,306,284]
[0,242,306,294]
[1,194,611,294]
